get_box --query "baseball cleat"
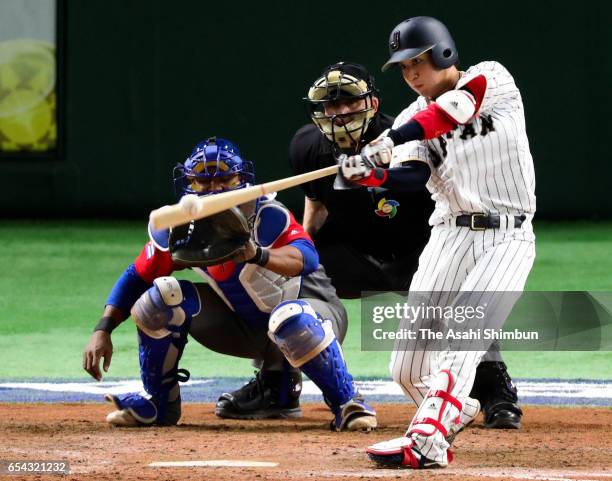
[105,393,157,427]
[483,401,522,429]
[106,408,142,427]
[446,396,480,445]
[215,370,302,420]
[366,436,451,468]
[470,361,522,429]
[331,396,377,432]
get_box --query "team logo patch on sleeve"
[375,198,400,218]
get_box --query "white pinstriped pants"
[389,216,535,462]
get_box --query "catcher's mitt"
[169,206,252,266]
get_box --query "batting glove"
[361,136,394,167]
[341,154,373,181]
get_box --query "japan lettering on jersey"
[390,61,536,225]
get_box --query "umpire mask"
[306,62,378,151]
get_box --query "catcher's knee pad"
[134,278,200,424]
[132,277,201,332]
[268,300,355,409]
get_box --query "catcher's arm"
[83,305,124,381]
[249,244,308,277]
[246,204,319,277]
[83,240,174,380]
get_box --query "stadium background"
[0,1,611,384]
[0,0,610,219]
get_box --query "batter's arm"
[342,158,431,191]
[302,197,328,238]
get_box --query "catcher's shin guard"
[268,300,377,431]
[107,278,200,426]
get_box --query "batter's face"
[399,51,458,99]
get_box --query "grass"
[0,220,611,380]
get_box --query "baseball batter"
[294,61,525,430]
[82,137,376,431]
[339,17,536,468]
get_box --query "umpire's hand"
[83,331,113,381]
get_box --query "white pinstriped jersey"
[390,61,536,226]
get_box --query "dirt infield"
[1,403,612,481]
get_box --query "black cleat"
[470,361,522,430]
[215,370,302,419]
[483,401,522,429]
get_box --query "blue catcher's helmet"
[173,137,255,197]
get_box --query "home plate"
[149,460,278,468]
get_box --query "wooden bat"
[149,164,339,230]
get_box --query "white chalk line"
[1,379,611,401]
[308,468,612,481]
[149,460,278,468]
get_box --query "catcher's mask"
[305,62,378,151]
[173,137,255,197]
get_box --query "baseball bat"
[149,164,339,230]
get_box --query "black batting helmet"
[382,16,458,72]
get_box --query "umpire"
[288,61,524,430]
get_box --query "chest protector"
[238,198,301,312]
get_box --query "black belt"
[455,214,526,230]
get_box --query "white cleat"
[332,397,378,432]
[346,412,378,431]
[104,393,157,427]
[106,408,142,427]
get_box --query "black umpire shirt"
[289,113,434,262]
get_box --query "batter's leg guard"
[445,396,480,446]
[268,300,377,431]
[106,277,200,427]
[366,370,461,468]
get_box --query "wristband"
[94,316,121,334]
[246,245,270,266]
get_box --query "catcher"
[82,137,376,431]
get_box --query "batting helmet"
[173,137,255,197]
[382,16,458,72]
[305,62,378,150]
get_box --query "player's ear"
[371,96,380,113]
